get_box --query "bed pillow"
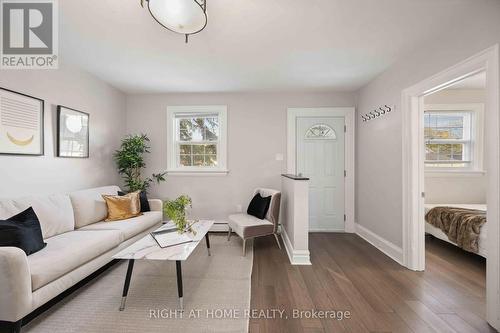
[247,193,272,220]
[118,191,151,212]
[0,207,46,255]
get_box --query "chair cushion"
[0,194,75,239]
[228,213,274,239]
[28,230,122,290]
[247,193,271,220]
[78,211,162,240]
[69,186,121,228]
[253,189,281,224]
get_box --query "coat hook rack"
[361,105,394,122]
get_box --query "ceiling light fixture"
[141,0,207,43]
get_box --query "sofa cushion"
[0,207,46,255]
[228,213,274,239]
[69,186,121,228]
[78,211,162,240]
[0,194,75,239]
[118,191,151,212]
[28,230,122,290]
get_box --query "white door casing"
[297,118,345,232]
[401,45,500,329]
[287,107,355,233]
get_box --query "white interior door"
[297,117,345,232]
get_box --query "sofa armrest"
[0,247,32,322]
[148,199,163,212]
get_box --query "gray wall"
[126,92,355,221]
[355,0,500,247]
[0,64,126,198]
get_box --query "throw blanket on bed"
[425,207,486,253]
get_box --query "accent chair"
[227,188,281,256]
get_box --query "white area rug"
[24,235,252,333]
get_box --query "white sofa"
[0,185,163,328]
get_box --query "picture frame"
[57,105,89,158]
[0,87,44,156]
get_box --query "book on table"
[150,227,193,248]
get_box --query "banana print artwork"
[6,133,34,146]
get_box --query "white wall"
[126,92,355,221]
[424,89,487,204]
[425,88,486,104]
[355,0,500,247]
[0,64,126,198]
[281,176,310,265]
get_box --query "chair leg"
[227,227,232,241]
[273,234,282,250]
[242,239,246,256]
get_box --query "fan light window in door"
[305,124,336,140]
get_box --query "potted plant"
[114,134,166,192]
[163,195,197,234]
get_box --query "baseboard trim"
[355,223,403,265]
[210,220,229,232]
[281,227,311,265]
[309,228,345,232]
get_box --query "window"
[167,106,227,174]
[305,124,337,140]
[424,104,483,172]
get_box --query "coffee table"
[112,220,214,311]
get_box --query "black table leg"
[119,259,135,311]
[176,260,184,311]
[12,320,21,333]
[205,232,211,256]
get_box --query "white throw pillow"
[0,194,75,239]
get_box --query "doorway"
[296,117,345,231]
[402,46,500,329]
[287,107,356,233]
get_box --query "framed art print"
[0,87,44,156]
[57,106,89,158]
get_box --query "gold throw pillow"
[102,191,142,222]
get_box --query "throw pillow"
[0,207,46,255]
[247,193,272,220]
[118,191,151,212]
[102,191,142,222]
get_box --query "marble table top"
[113,220,214,261]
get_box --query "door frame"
[401,45,499,329]
[287,107,356,233]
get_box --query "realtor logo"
[1,0,58,69]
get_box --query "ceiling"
[59,0,479,94]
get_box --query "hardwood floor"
[249,233,495,333]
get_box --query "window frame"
[424,103,484,175]
[166,105,228,175]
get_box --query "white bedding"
[425,203,487,258]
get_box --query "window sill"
[166,169,229,176]
[425,170,486,178]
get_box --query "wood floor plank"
[249,233,489,333]
[405,300,457,333]
[439,313,482,333]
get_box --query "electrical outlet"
[236,204,242,213]
[275,153,284,161]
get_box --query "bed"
[425,203,487,258]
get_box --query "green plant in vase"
[114,134,166,193]
[163,195,197,234]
